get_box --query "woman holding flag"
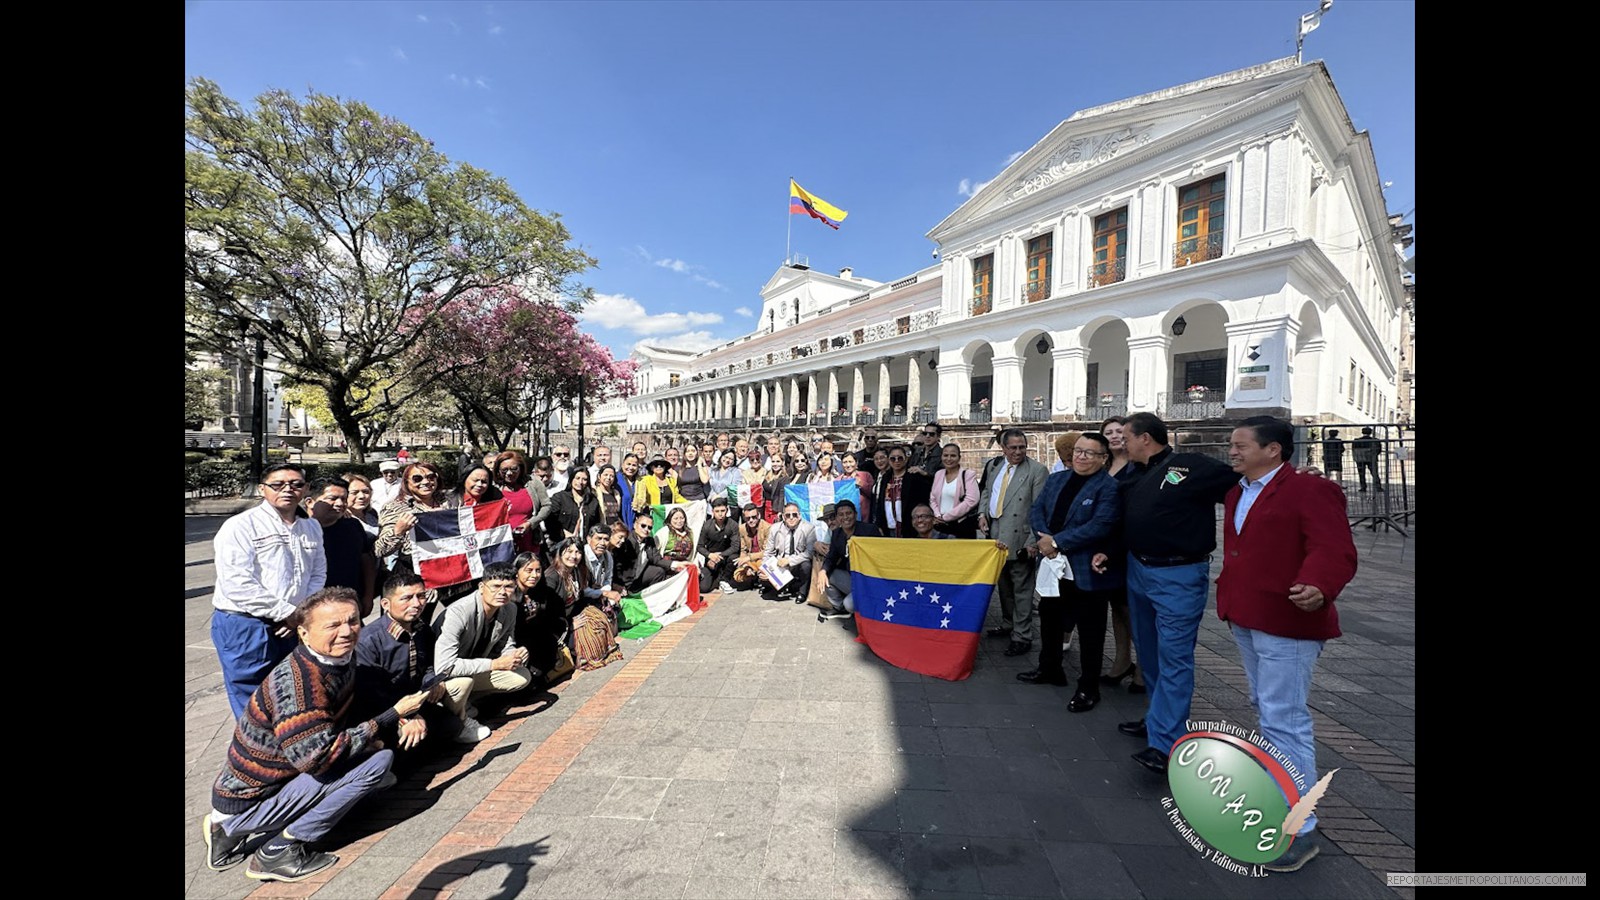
[376,460,476,614]
[657,506,698,572]
[708,448,743,502]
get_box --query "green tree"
[185,365,224,428]
[184,78,594,462]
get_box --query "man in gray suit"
[434,561,533,742]
[977,428,1050,657]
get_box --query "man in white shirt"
[212,463,328,720]
[549,445,572,493]
[588,445,613,485]
[371,460,403,511]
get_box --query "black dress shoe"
[203,814,249,871]
[1067,691,1100,713]
[1132,747,1169,774]
[1003,640,1032,657]
[246,842,339,883]
[1117,720,1148,738]
[986,626,1013,638]
[1128,681,1147,695]
[1016,669,1068,686]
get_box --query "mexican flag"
[728,481,763,513]
[617,567,703,639]
[650,500,708,560]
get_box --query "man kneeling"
[355,573,471,766]
[203,587,424,882]
[435,562,534,735]
[820,499,881,621]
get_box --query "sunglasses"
[409,474,438,484]
[263,479,307,491]
[554,452,570,457]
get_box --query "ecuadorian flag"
[848,537,1006,681]
[790,179,848,229]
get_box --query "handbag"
[546,643,576,683]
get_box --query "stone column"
[1226,316,1296,419]
[990,353,1024,422]
[826,368,841,418]
[851,363,867,414]
[1126,335,1173,415]
[935,360,967,423]
[1051,345,1089,421]
[877,358,893,418]
[789,377,801,417]
[906,355,922,417]
[806,373,819,419]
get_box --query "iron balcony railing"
[1087,257,1127,288]
[1018,401,1051,423]
[856,411,877,426]
[1082,394,1128,418]
[881,410,906,425]
[1158,388,1226,420]
[1172,231,1224,268]
[910,404,936,425]
[962,403,993,424]
[831,412,852,427]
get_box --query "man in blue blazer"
[1022,432,1123,712]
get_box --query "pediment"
[928,59,1314,240]
[760,267,810,297]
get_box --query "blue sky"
[186,0,1414,360]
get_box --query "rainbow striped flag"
[848,536,1006,681]
[790,179,848,230]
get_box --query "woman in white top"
[927,442,981,539]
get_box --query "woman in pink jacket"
[927,442,980,538]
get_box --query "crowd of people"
[203,413,1357,880]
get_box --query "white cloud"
[391,47,408,62]
[447,73,489,90]
[583,292,723,336]
[474,77,489,89]
[489,24,504,35]
[416,14,428,22]
[653,256,726,291]
[633,331,722,353]
[632,244,653,262]
[958,149,1025,198]
[734,307,754,317]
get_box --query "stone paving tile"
[899,834,981,894]
[968,836,1062,897]
[680,874,761,899]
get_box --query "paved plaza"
[185,509,1415,899]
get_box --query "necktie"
[995,465,1013,517]
[788,529,795,556]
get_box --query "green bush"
[185,451,207,465]
[188,459,249,494]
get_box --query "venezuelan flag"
[847,537,1007,681]
[789,178,848,229]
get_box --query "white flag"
[1299,0,1332,38]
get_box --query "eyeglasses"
[921,431,937,437]
[783,512,801,518]
[408,474,438,484]
[483,583,517,594]
[889,456,906,462]
[263,480,307,491]
[554,452,570,458]
[1072,449,1107,458]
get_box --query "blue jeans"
[216,749,395,844]
[212,610,298,721]
[1125,557,1209,755]
[1232,625,1323,834]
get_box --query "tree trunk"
[325,390,369,464]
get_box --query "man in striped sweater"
[203,587,426,883]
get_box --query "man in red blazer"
[1219,417,1357,874]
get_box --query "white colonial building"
[630,58,1405,437]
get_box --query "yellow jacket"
[633,474,684,511]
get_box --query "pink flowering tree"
[416,285,636,453]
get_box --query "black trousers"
[699,554,737,593]
[1037,579,1109,695]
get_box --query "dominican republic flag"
[410,502,515,589]
[650,500,708,561]
[784,478,862,522]
[727,481,763,514]
[617,567,703,640]
[848,536,1006,681]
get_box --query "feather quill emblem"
[1276,769,1338,849]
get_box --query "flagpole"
[785,177,793,266]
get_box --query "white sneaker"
[719,581,736,593]
[456,716,491,743]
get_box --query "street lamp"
[1171,316,1188,336]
